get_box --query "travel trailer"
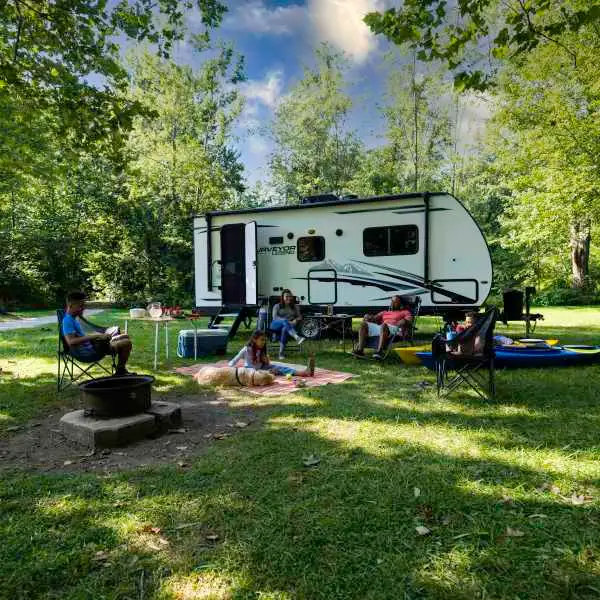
[193,192,492,322]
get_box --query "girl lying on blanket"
[229,330,315,377]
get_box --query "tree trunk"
[570,219,591,289]
[412,51,419,191]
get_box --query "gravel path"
[0,310,102,331]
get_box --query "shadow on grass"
[1,415,600,600]
[2,315,600,597]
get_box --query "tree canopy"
[0,0,227,178]
[365,0,600,90]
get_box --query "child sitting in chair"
[455,312,477,334]
[229,330,315,377]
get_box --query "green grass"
[2,308,600,599]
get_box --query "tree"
[485,27,600,290]
[365,0,600,90]
[120,47,246,300]
[0,0,227,178]
[349,53,455,196]
[269,44,362,200]
[383,52,453,192]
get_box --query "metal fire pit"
[80,375,155,418]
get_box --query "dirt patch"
[0,392,259,473]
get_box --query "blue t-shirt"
[62,314,92,349]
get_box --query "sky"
[169,0,491,188]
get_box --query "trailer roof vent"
[301,194,339,205]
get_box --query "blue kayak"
[416,345,600,370]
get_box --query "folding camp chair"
[259,295,304,358]
[353,296,422,361]
[433,307,499,400]
[57,309,116,392]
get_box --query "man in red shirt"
[352,295,413,359]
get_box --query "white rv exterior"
[193,192,492,316]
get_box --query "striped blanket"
[175,360,355,396]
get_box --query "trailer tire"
[299,318,320,340]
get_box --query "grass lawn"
[2,307,600,599]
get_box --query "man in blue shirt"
[62,291,133,376]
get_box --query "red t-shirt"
[374,309,412,327]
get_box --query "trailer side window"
[363,225,418,256]
[297,236,325,262]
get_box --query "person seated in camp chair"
[62,291,133,376]
[352,295,413,360]
[271,289,305,359]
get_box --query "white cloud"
[248,135,270,155]
[308,0,386,63]
[224,1,305,35]
[224,0,387,63]
[240,69,284,108]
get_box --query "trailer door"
[245,221,258,305]
[194,216,221,308]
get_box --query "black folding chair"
[433,307,499,400]
[57,309,116,392]
[353,296,422,361]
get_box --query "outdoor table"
[124,316,174,370]
[302,313,352,351]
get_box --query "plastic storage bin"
[177,329,228,358]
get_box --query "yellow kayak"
[394,345,430,365]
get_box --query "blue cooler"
[177,329,228,358]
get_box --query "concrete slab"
[146,401,182,431]
[60,410,156,448]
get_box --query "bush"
[534,287,600,306]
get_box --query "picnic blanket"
[175,360,356,396]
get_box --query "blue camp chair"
[57,309,115,392]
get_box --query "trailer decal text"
[258,245,296,256]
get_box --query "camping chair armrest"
[79,316,106,333]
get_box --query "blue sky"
[169,0,490,187]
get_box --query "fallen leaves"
[93,550,109,562]
[505,527,525,538]
[538,483,593,505]
[570,492,592,506]
[141,525,162,535]
[416,504,434,522]
[415,526,430,536]
[302,454,321,467]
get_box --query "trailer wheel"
[300,318,320,340]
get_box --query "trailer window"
[363,225,418,256]
[297,236,325,262]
